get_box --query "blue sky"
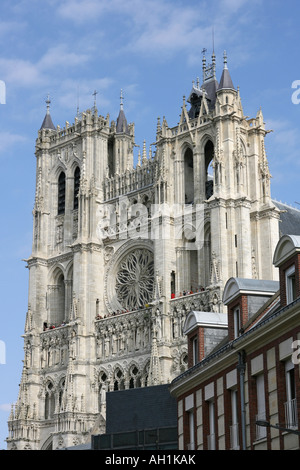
[1,0,300,448]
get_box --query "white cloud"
[55,0,259,58]
[0,132,28,155]
[0,404,11,412]
[57,77,115,112]
[57,0,109,23]
[0,20,26,37]
[0,58,45,87]
[39,44,89,69]
[0,44,91,89]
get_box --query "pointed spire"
[116,89,129,134]
[142,140,147,165]
[217,51,235,91]
[40,94,56,130]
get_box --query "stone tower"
[7,51,280,449]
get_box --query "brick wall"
[177,323,300,450]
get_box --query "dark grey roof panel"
[233,278,279,292]
[217,68,235,91]
[116,108,129,134]
[40,112,56,130]
[202,78,219,109]
[272,200,300,236]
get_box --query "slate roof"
[272,200,300,236]
[217,67,235,91]
[40,111,56,130]
[116,108,129,134]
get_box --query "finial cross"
[93,90,98,107]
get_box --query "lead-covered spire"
[40,94,56,130]
[217,51,235,91]
[116,89,129,134]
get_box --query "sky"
[1,0,300,449]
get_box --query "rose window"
[115,249,154,310]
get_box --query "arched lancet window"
[107,140,114,177]
[129,365,141,389]
[73,166,80,210]
[204,141,214,199]
[182,231,198,293]
[98,372,108,413]
[184,148,194,204]
[58,171,66,215]
[58,379,66,412]
[48,270,65,326]
[203,222,211,287]
[113,368,125,391]
[143,362,150,387]
[45,382,55,419]
[171,270,176,297]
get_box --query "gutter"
[237,350,246,450]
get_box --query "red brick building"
[170,234,300,450]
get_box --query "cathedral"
[7,51,282,449]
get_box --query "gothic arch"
[41,435,53,450]
[204,140,214,199]
[52,163,67,179]
[57,170,66,215]
[113,365,125,390]
[200,133,215,151]
[202,221,211,287]
[183,147,194,204]
[141,191,153,217]
[98,368,110,384]
[128,361,141,389]
[73,166,80,210]
[98,368,109,412]
[65,261,73,281]
[69,157,81,174]
[57,376,66,412]
[49,264,65,284]
[142,360,150,387]
[44,379,55,420]
[47,267,66,326]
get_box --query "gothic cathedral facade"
[7,52,280,449]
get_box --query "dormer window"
[286,265,296,304]
[273,234,300,307]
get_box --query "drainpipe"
[237,350,247,450]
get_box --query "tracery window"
[129,365,141,389]
[113,368,125,391]
[115,249,154,310]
